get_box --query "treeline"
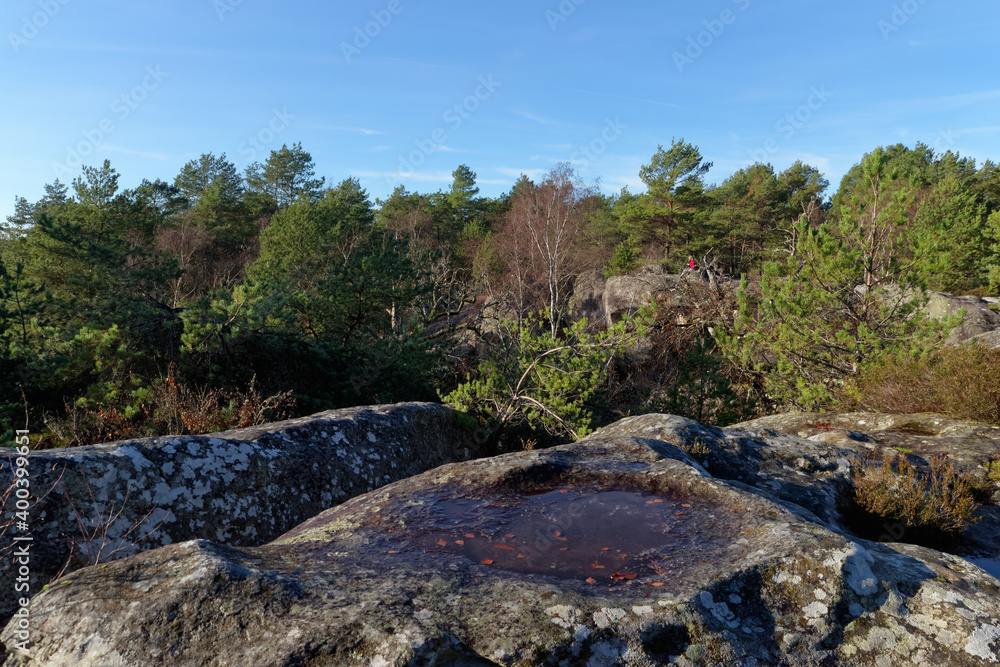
[2,139,999,447]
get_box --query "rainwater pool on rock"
[387,487,733,585]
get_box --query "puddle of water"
[893,422,940,437]
[965,557,1000,581]
[389,488,732,585]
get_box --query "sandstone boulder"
[568,264,737,331]
[0,402,483,630]
[965,328,1000,349]
[6,414,999,665]
[923,292,1000,343]
[566,269,607,326]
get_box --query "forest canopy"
[3,140,998,449]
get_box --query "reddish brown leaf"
[623,572,637,580]
[601,547,610,551]
[682,503,692,508]
[649,582,665,587]
[494,544,516,551]
[585,577,597,584]
[463,533,475,539]
[387,550,399,554]
[436,539,447,547]
[455,540,465,546]
[505,533,515,538]
[480,559,493,565]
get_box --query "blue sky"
[2,0,999,219]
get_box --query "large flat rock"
[0,402,483,630]
[5,417,999,665]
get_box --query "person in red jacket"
[688,256,695,270]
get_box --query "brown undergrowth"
[38,373,294,448]
[849,344,1000,425]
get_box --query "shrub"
[849,344,1000,425]
[443,308,651,451]
[39,373,294,448]
[851,454,980,538]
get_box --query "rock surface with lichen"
[0,402,483,631]
[4,413,999,666]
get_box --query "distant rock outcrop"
[6,413,999,665]
[923,292,1000,343]
[567,264,736,329]
[0,403,483,631]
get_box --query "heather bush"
[851,453,980,538]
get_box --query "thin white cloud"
[34,42,342,65]
[512,109,560,126]
[953,125,1000,135]
[564,88,680,109]
[380,170,456,183]
[382,57,470,74]
[308,125,386,136]
[496,167,546,180]
[97,144,170,161]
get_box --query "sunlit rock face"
[5,414,999,666]
[922,292,1000,343]
[0,402,483,630]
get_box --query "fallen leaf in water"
[387,550,399,554]
[682,503,692,508]
[559,489,571,493]
[649,582,665,587]
[463,533,475,539]
[559,547,568,551]
[623,572,637,579]
[517,553,525,558]
[494,544,516,551]
[585,577,597,584]
[455,540,464,545]
[556,536,568,542]
[652,498,664,503]
[505,533,515,538]
[591,562,605,569]
[674,511,687,516]
[619,554,628,558]
[554,531,562,537]
[481,559,493,565]
[601,547,610,551]
[436,539,447,547]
